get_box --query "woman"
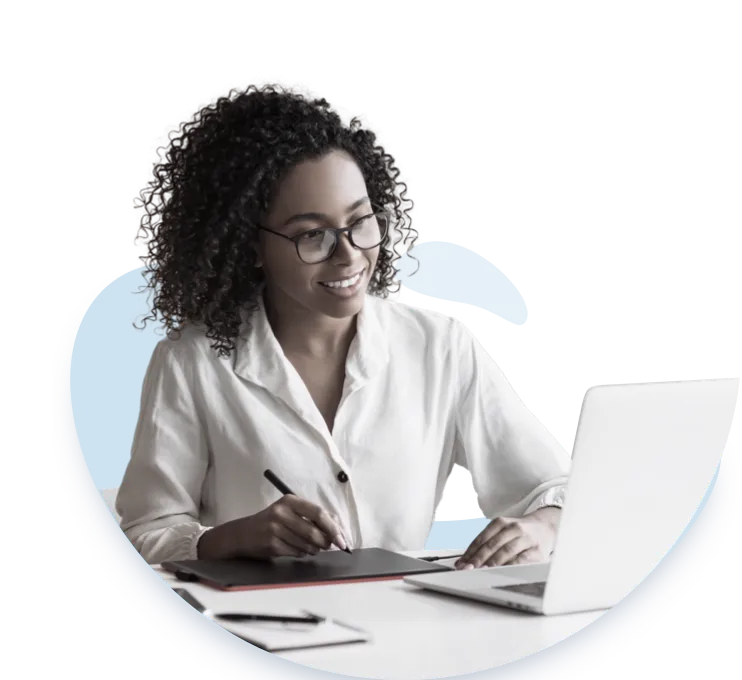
[117,84,568,570]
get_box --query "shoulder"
[366,294,460,343]
[366,296,484,370]
[151,322,227,373]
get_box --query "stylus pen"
[263,469,353,554]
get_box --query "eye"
[298,229,325,241]
[351,214,377,232]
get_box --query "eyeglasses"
[258,209,390,265]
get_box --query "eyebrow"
[281,197,371,227]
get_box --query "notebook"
[162,547,452,591]
[217,609,371,652]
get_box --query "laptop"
[405,378,739,615]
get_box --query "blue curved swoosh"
[398,241,528,324]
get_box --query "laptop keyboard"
[495,581,547,597]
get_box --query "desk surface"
[156,549,603,679]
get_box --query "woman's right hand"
[197,495,349,559]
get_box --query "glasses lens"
[295,213,389,263]
[297,229,336,264]
[352,212,388,249]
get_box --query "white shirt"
[116,293,569,564]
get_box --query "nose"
[330,230,358,264]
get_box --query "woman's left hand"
[454,507,561,570]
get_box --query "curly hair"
[133,84,417,357]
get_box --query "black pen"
[174,587,323,624]
[419,553,466,562]
[216,613,324,624]
[263,469,353,554]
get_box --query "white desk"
[156,549,603,679]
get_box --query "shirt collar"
[345,293,390,388]
[233,291,390,392]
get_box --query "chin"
[316,292,367,318]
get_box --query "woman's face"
[257,149,381,320]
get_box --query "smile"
[319,270,365,289]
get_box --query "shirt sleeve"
[451,319,570,519]
[115,340,211,564]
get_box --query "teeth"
[321,272,362,289]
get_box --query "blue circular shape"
[71,268,163,490]
[52,270,737,680]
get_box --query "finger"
[271,521,322,555]
[327,513,346,550]
[276,511,332,551]
[484,536,533,567]
[284,502,341,551]
[456,517,512,567]
[283,496,347,549]
[265,534,310,558]
[507,547,542,566]
[269,501,329,550]
[306,517,339,549]
[229,515,309,559]
[464,526,523,569]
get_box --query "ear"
[251,242,264,268]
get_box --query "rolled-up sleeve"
[451,319,569,519]
[116,340,211,564]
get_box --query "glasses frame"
[257,207,391,265]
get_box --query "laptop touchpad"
[478,561,550,584]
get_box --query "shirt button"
[337,470,349,483]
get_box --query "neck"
[262,288,358,360]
